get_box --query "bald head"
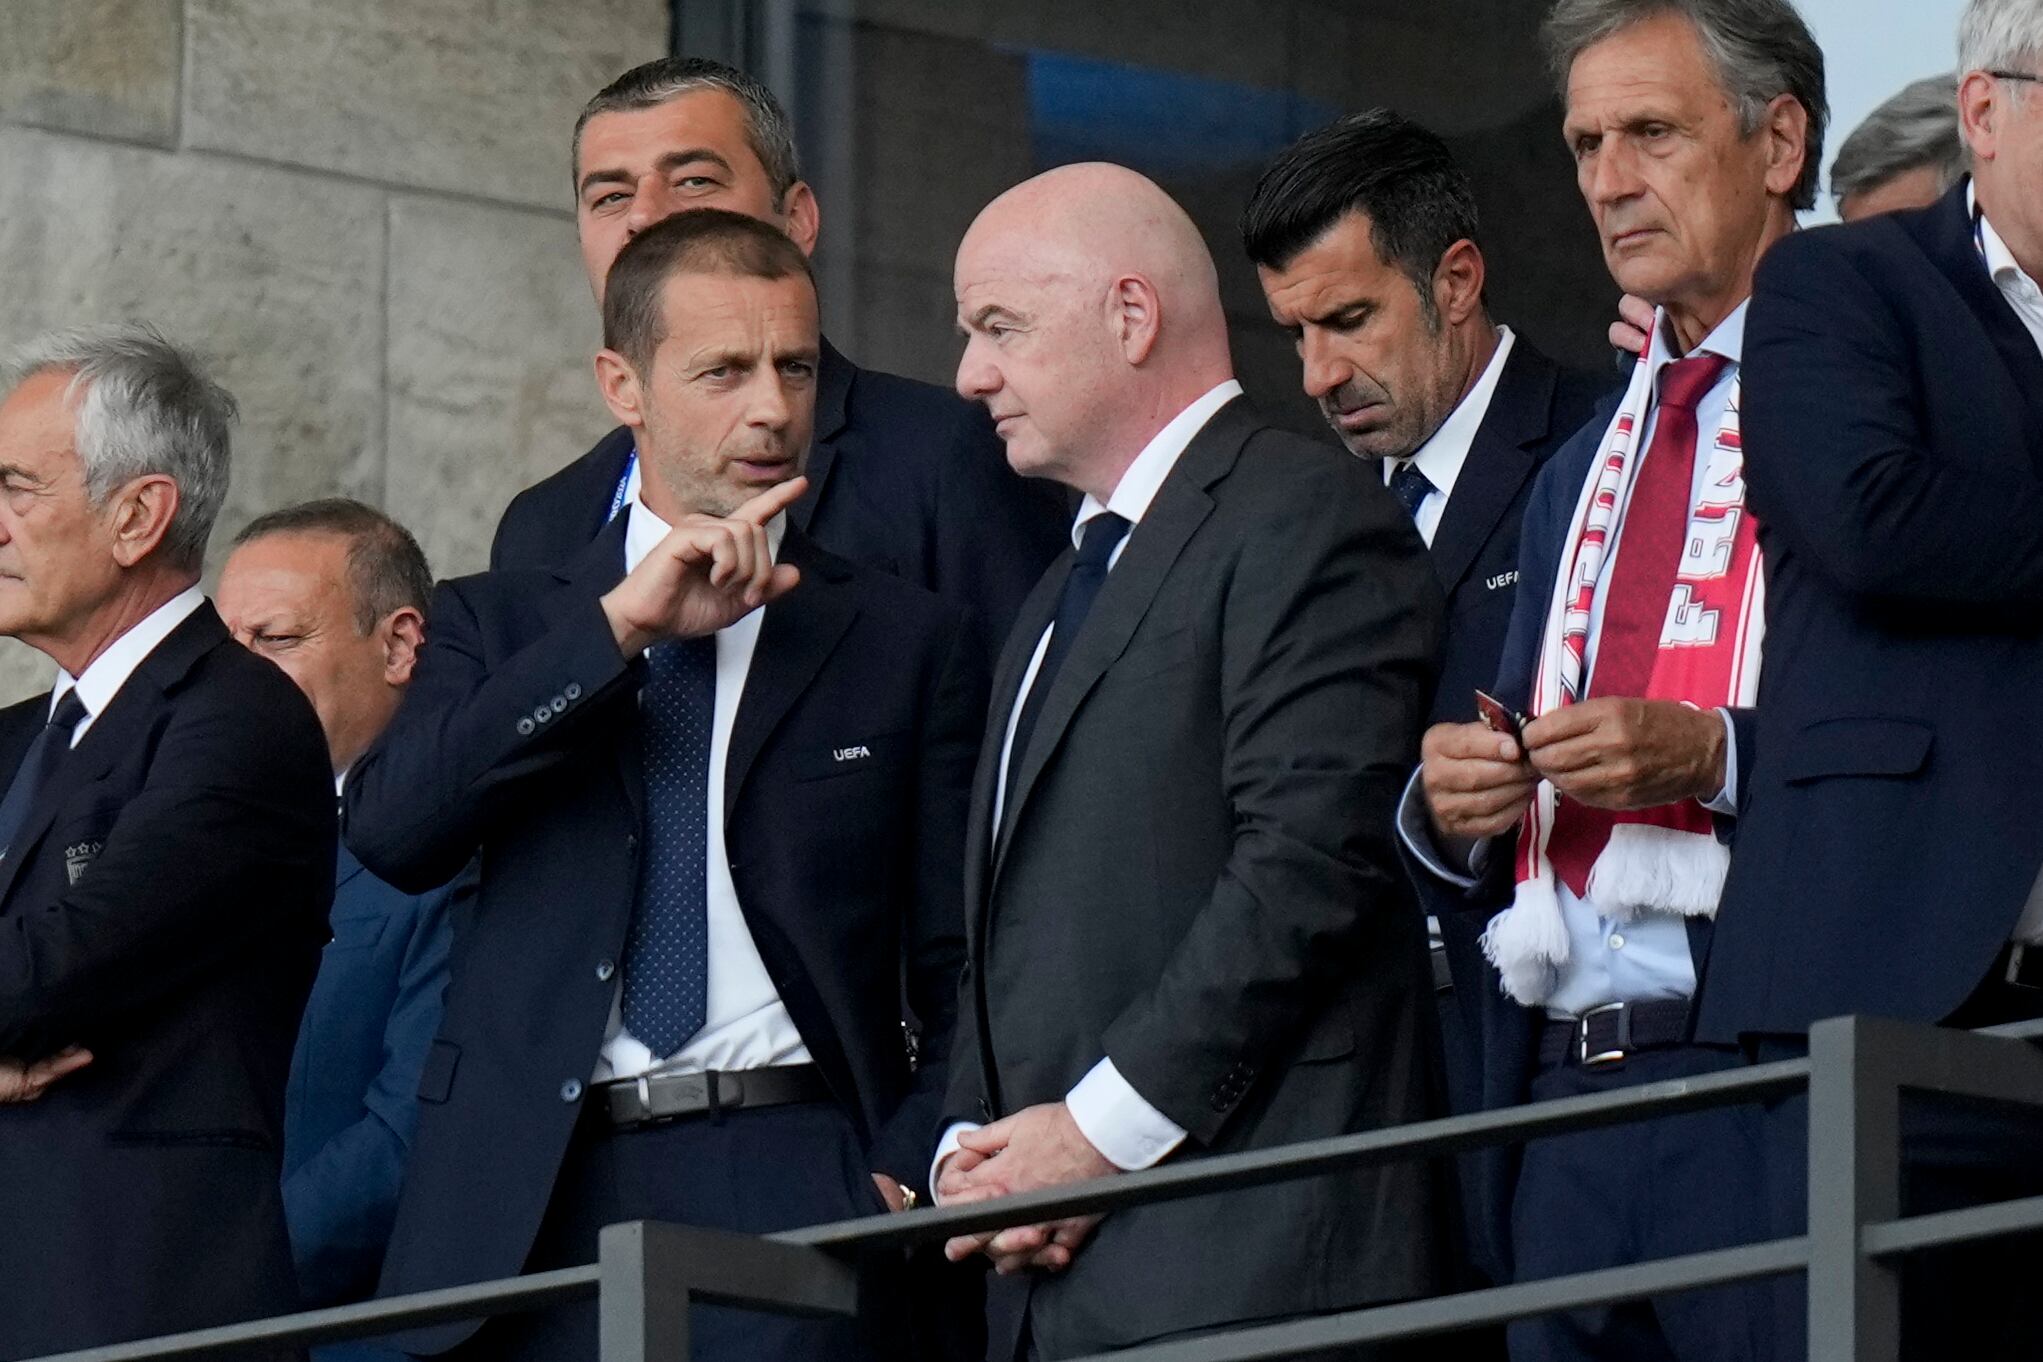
[955,163,1234,498]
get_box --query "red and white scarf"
[1483,325,1765,1006]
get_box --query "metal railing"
[29,1012,2043,1362]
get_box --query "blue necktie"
[0,691,86,861]
[621,636,717,1058]
[1388,461,1435,523]
[1005,511,1131,813]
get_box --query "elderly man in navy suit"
[218,498,463,1360]
[1725,1,2043,1355]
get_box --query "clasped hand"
[1423,696,1726,841]
[599,478,807,655]
[936,1102,1114,1276]
[0,1046,92,1104]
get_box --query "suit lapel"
[789,339,855,535]
[722,530,859,819]
[965,557,1066,949]
[0,605,227,911]
[544,517,643,822]
[334,840,370,890]
[1426,344,1552,595]
[1911,181,2043,443]
[991,398,1254,865]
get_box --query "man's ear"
[1958,70,2001,163]
[781,180,822,257]
[1111,274,1163,365]
[1432,239,1488,329]
[107,474,180,569]
[378,606,425,687]
[1761,92,1811,201]
[595,348,647,431]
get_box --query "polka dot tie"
[1388,461,1435,523]
[620,635,717,1059]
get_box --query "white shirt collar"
[622,488,786,577]
[1646,299,1747,376]
[1072,379,1244,547]
[1970,181,2043,300]
[51,584,205,728]
[1389,326,1516,503]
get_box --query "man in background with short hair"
[1831,74,1966,221]
[218,498,463,1361]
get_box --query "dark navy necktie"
[0,691,86,861]
[1004,511,1131,814]
[1388,461,1435,523]
[621,636,717,1058]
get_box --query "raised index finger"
[733,475,809,527]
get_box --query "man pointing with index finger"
[344,208,986,1362]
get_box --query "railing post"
[1806,1016,1902,1362]
[596,1221,859,1362]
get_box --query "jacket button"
[516,717,536,736]
[551,696,568,714]
[595,959,615,982]
[534,706,552,725]
[560,1078,584,1103]
[565,682,583,700]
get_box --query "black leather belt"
[1538,998,1692,1068]
[598,1064,831,1129]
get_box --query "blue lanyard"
[607,448,636,523]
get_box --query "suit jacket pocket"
[108,1128,272,1151]
[1781,716,1933,784]
[1111,625,1198,683]
[791,729,908,783]
[324,913,387,952]
[1294,1009,1357,1064]
[417,1038,460,1103]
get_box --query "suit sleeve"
[1099,458,1445,1146]
[930,404,1068,666]
[869,613,987,1193]
[344,580,637,893]
[1743,231,2043,607]
[0,669,333,1057]
[283,867,463,1304]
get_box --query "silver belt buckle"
[2008,942,2039,990]
[1578,1000,1631,1066]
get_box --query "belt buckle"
[1578,1001,1631,1067]
[2008,943,2042,991]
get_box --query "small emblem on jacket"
[1486,570,1519,591]
[832,745,872,763]
[64,841,103,885]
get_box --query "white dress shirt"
[593,492,812,1082]
[1384,326,1516,547]
[50,584,205,743]
[933,379,1243,1195]
[1400,307,1748,1015]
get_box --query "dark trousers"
[1507,1044,1771,1362]
[1754,975,2043,1362]
[437,1100,906,1362]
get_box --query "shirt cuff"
[1065,1057,1186,1172]
[1701,707,1740,816]
[1396,766,1486,889]
[930,1121,980,1205]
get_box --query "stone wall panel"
[0,0,182,146]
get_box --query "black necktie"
[1004,512,1131,814]
[1388,461,1435,522]
[0,691,87,861]
[621,636,717,1059]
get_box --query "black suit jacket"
[0,603,334,1360]
[344,519,984,1354]
[1701,182,2043,1041]
[490,339,1068,666]
[944,397,1451,1357]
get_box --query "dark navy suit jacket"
[343,520,983,1355]
[1700,183,2043,1042]
[281,845,459,1309]
[489,338,1068,668]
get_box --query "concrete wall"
[0,0,668,701]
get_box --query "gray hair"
[1830,75,1965,207]
[573,57,802,204]
[1543,0,1831,210]
[3,323,234,573]
[1960,0,2043,78]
